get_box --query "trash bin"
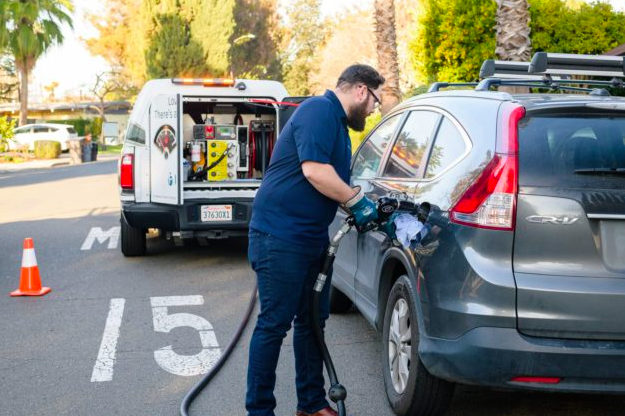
[91,142,98,162]
[82,141,93,162]
[68,139,83,164]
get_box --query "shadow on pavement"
[0,159,118,189]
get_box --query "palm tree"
[374,0,401,116]
[0,0,73,126]
[495,0,531,62]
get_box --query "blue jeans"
[246,230,332,416]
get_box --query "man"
[246,64,385,416]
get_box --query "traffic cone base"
[10,238,51,297]
[10,287,51,297]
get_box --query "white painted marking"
[81,226,120,250]
[91,298,125,382]
[21,248,37,267]
[150,295,204,308]
[150,295,221,376]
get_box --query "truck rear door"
[150,94,183,205]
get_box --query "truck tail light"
[450,104,525,231]
[120,153,134,190]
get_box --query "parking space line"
[91,298,125,382]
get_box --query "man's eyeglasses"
[366,86,381,110]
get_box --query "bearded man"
[245,64,385,416]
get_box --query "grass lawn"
[98,144,122,155]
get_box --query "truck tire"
[382,275,454,416]
[329,284,352,314]
[120,213,146,257]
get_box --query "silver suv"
[329,53,625,416]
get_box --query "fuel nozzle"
[376,197,399,223]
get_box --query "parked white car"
[10,123,78,151]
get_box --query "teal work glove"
[378,212,398,240]
[345,186,378,227]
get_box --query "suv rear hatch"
[514,104,625,340]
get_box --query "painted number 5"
[150,295,222,376]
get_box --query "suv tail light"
[120,153,134,190]
[450,104,525,230]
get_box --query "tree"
[411,0,625,83]
[496,0,531,94]
[145,13,208,79]
[0,53,19,102]
[530,0,625,55]
[411,0,496,83]
[88,71,134,149]
[0,0,73,126]
[374,0,402,115]
[86,0,237,86]
[230,0,282,79]
[308,8,376,93]
[282,0,325,95]
[495,0,532,61]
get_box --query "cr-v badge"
[526,215,579,225]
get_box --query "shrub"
[349,112,382,153]
[0,116,16,152]
[34,140,61,159]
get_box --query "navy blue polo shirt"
[250,90,352,247]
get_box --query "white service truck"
[118,78,303,256]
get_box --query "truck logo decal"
[154,125,177,159]
[525,215,579,225]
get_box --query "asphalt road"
[1,160,624,416]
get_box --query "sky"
[28,0,625,102]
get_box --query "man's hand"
[345,186,378,227]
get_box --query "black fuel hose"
[180,282,258,416]
[312,253,347,416]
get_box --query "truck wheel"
[120,213,146,257]
[382,275,454,416]
[329,285,352,314]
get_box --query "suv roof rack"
[427,53,625,94]
[427,82,478,93]
[479,59,568,80]
[529,52,625,78]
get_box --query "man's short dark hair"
[336,64,385,90]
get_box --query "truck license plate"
[200,205,233,222]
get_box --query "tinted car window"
[33,126,49,133]
[425,117,467,179]
[67,127,77,134]
[126,122,146,145]
[351,114,400,179]
[383,111,440,179]
[14,126,31,134]
[519,114,625,188]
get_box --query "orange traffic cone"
[10,238,51,297]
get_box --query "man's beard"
[347,101,368,132]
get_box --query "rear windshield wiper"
[574,168,625,175]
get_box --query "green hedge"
[412,0,625,83]
[34,140,61,159]
[55,117,102,137]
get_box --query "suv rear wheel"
[382,275,454,416]
[120,213,146,257]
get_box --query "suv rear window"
[519,113,625,189]
[67,127,76,134]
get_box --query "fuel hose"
[180,283,258,416]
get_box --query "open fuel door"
[150,94,183,205]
